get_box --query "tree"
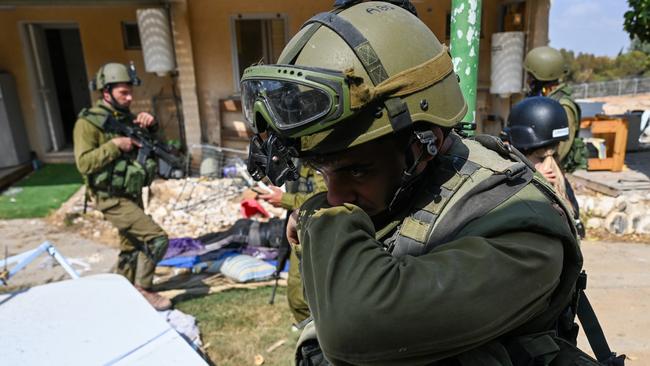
[624,0,650,43]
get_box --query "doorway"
[25,23,90,152]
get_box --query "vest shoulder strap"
[78,106,109,130]
[549,88,582,121]
[390,134,535,257]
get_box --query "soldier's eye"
[349,168,365,178]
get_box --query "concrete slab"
[0,274,207,365]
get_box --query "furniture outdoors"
[580,117,628,172]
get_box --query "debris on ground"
[154,272,286,301]
[266,339,287,353]
[48,177,284,246]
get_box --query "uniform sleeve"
[73,119,121,175]
[279,172,327,210]
[297,196,564,365]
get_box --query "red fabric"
[240,198,270,218]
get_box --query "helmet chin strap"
[104,85,130,113]
[388,130,438,212]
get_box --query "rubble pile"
[51,177,284,244]
[49,188,119,246]
[147,177,282,238]
[577,193,650,235]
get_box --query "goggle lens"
[241,79,332,130]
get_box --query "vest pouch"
[91,170,111,191]
[108,159,128,191]
[144,158,157,186]
[124,161,146,197]
[551,336,601,366]
[505,331,560,366]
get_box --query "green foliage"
[624,0,650,43]
[560,48,650,83]
[0,164,82,219]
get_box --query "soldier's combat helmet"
[524,46,568,82]
[503,96,569,152]
[89,62,142,91]
[241,1,466,185]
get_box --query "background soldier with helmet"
[240,2,624,365]
[502,96,585,237]
[524,46,588,173]
[73,62,171,311]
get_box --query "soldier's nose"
[326,177,356,207]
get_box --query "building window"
[500,2,526,32]
[232,15,286,90]
[121,21,141,50]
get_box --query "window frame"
[121,21,142,50]
[230,13,288,93]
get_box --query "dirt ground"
[578,241,650,363]
[0,219,117,289]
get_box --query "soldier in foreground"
[73,63,171,311]
[242,2,624,365]
[524,46,587,173]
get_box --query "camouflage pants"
[96,196,168,289]
[288,250,310,323]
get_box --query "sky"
[549,0,632,57]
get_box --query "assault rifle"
[103,113,185,178]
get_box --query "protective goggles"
[241,64,356,137]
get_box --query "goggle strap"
[349,49,454,108]
[305,12,389,86]
[279,8,345,65]
[378,48,453,97]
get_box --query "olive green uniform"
[73,100,168,289]
[548,84,586,173]
[281,164,327,323]
[295,135,584,365]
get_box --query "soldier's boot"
[135,236,171,311]
[134,285,172,311]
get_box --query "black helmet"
[503,96,569,151]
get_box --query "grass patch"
[176,286,300,366]
[0,164,82,219]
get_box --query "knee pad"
[118,250,139,268]
[146,236,169,262]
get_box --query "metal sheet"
[0,274,207,366]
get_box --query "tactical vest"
[286,163,318,195]
[384,135,621,366]
[296,135,623,366]
[78,106,157,198]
